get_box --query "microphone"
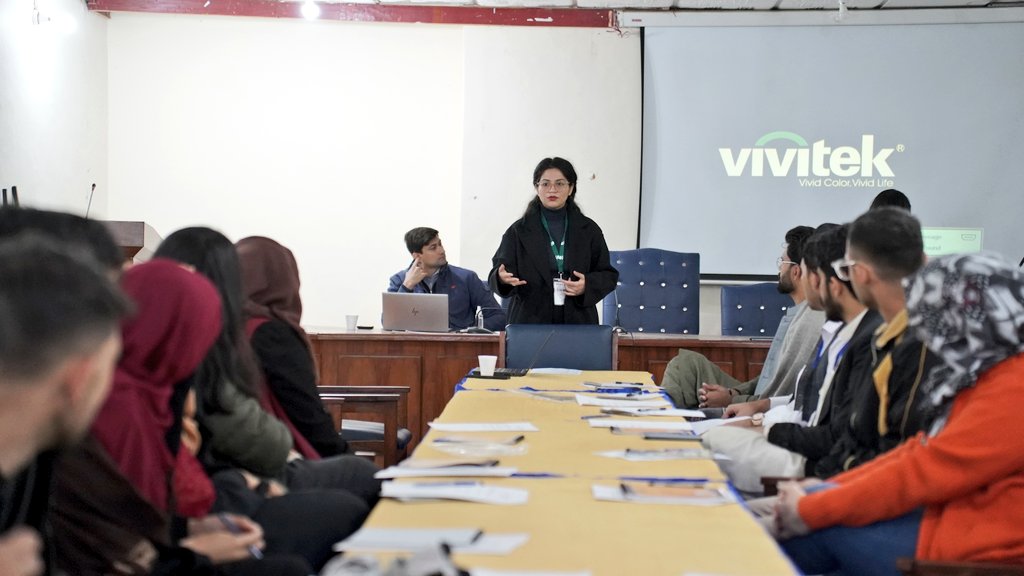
[465,305,503,334]
[521,329,556,372]
[2,189,7,206]
[611,287,626,334]
[10,186,17,207]
[85,183,96,218]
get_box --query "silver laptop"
[381,292,450,332]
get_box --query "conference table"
[354,370,798,576]
[309,331,771,450]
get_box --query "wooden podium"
[103,221,161,262]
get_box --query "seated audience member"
[0,234,128,576]
[661,226,825,409]
[55,259,311,576]
[773,252,1024,575]
[154,228,293,479]
[702,225,883,493]
[813,207,937,476]
[869,188,911,211]
[388,227,506,331]
[237,236,380,504]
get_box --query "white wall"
[107,14,465,327]
[0,0,108,214]
[106,13,644,328]
[459,26,642,276]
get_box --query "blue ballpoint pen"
[218,513,264,559]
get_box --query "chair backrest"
[503,324,615,370]
[720,282,792,337]
[602,248,700,334]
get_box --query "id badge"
[553,278,566,306]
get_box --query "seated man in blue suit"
[388,227,506,332]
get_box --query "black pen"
[218,513,263,559]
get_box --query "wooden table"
[309,331,770,450]
[360,371,797,576]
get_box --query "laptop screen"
[381,292,449,332]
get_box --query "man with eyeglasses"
[812,207,937,474]
[661,226,825,409]
[388,227,506,332]
[702,225,885,493]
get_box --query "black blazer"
[767,309,883,473]
[810,317,937,478]
[489,203,618,325]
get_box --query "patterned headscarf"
[905,252,1024,434]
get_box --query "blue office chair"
[502,324,615,370]
[602,248,700,334]
[720,282,792,337]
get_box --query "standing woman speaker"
[489,157,618,324]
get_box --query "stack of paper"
[333,527,530,555]
[431,434,529,457]
[587,419,693,431]
[429,422,539,432]
[575,394,670,409]
[595,448,717,461]
[375,466,517,479]
[381,481,529,505]
[688,416,752,435]
[592,482,735,506]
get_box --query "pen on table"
[411,481,482,487]
[618,476,709,484]
[580,414,605,420]
[218,513,263,559]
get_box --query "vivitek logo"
[719,132,901,178]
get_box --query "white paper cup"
[346,314,358,331]
[478,355,498,377]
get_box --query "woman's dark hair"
[154,227,261,412]
[524,157,580,217]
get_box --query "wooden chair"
[897,558,1024,576]
[318,385,410,468]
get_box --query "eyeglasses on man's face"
[776,256,798,269]
[832,257,859,282]
[537,180,570,191]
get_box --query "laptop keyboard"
[495,367,529,377]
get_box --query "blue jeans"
[781,484,923,576]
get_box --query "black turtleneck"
[541,205,567,247]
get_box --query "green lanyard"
[540,212,567,276]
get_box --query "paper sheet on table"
[333,528,530,556]
[689,416,752,435]
[471,565,593,569]
[595,448,717,461]
[429,422,539,432]
[591,484,735,506]
[381,481,529,505]
[375,466,517,479]
[333,527,481,551]
[528,368,582,375]
[574,394,670,408]
[587,418,693,431]
[602,407,705,418]
[459,533,531,555]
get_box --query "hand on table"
[698,383,734,408]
